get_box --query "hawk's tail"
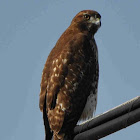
[43,95,53,140]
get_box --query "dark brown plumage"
[39,10,101,140]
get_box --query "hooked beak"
[95,18,101,26]
[90,17,101,27]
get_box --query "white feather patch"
[77,92,97,125]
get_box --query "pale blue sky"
[0,1,140,140]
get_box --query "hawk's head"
[71,10,101,34]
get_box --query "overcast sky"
[0,0,140,140]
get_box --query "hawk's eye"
[84,14,90,20]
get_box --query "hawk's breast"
[78,38,99,124]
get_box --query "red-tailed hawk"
[39,10,101,140]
